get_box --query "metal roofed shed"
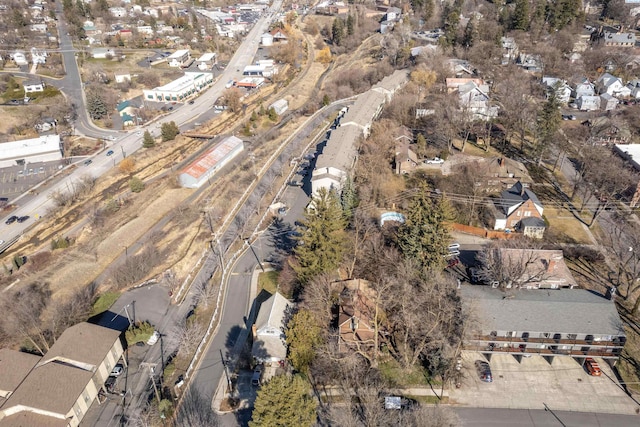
[179,136,244,188]
[269,99,288,115]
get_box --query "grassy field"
[258,270,279,294]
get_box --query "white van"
[225,80,234,89]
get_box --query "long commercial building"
[311,70,409,194]
[0,135,62,168]
[179,136,244,188]
[143,72,213,103]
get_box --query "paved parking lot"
[451,352,639,415]
[0,161,65,199]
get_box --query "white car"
[110,364,124,377]
[425,157,445,164]
[146,331,160,346]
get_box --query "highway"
[0,0,283,243]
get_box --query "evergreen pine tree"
[249,375,317,427]
[397,187,452,272]
[142,130,155,148]
[292,188,347,284]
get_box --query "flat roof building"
[0,135,62,168]
[167,49,190,67]
[179,136,244,188]
[143,72,213,103]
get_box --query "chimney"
[547,254,562,273]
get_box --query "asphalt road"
[455,407,640,426]
[0,0,283,245]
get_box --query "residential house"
[448,156,532,193]
[445,59,475,76]
[83,20,99,37]
[493,181,544,231]
[394,128,417,175]
[109,6,127,17]
[477,248,576,289]
[627,79,640,99]
[29,23,47,33]
[600,93,619,111]
[614,144,640,207]
[462,285,626,362]
[12,52,28,67]
[0,323,124,427]
[335,279,379,353]
[270,28,288,42]
[500,36,518,64]
[541,77,571,104]
[519,217,547,239]
[261,32,274,46]
[455,80,498,121]
[251,292,292,364]
[516,53,543,73]
[312,70,408,195]
[572,78,595,99]
[30,48,47,65]
[597,73,630,98]
[23,79,45,93]
[577,95,600,111]
[601,31,636,47]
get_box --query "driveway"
[451,352,640,415]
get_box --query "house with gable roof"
[492,181,544,231]
[542,77,571,104]
[334,279,380,354]
[597,73,630,98]
[572,77,595,99]
[0,323,124,427]
[251,292,292,364]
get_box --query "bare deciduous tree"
[167,319,205,358]
[475,240,547,289]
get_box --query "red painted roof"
[181,136,243,179]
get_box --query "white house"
[573,78,595,99]
[628,80,640,99]
[601,93,619,111]
[109,6,127,17]
[91,48,116,59]
[23,79,45,93]
[30,48,47,65]
[0,135,62,168]
[261,33,273,46]
[12,52,28,66]
[251,292,292,364]
[577,95,600,111]
[542,77,572,104]
[196,52,217,70]
[597,73,630,98]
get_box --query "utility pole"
[220,349,232,392]
[245,238,264,272]
[141,362,161,403]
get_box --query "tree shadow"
[225,325,244,355]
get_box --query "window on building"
[524,211,531,217]
[567,334,577,340]
[73,403,83,419]
[83,390,90,404]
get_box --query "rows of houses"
[542,72,640,112]
[311,70,409,195]
[0,323,124,427]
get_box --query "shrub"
[125,321,155,345]
[51,237,72,250]
[129,176,145,193]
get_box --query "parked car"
[475,360,493,382]
[251,365,263,386]
[188,100,195,105]
[0,197,8,202]
[17,216,30,223]
[278,206,288,215]
[83,159,92,166]
[5,216,18,225]
[146,330,160,346]
[384,396,419,411]
[106,150,114,156]
[425,157,445,164]
[105,376,117,393]
[585,357,601,376]
[110,364,124,377]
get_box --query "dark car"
[83,159,92,166]
[475,360,493,382]
[188,100,195,105]
[5,216,18,225]
[106,150,114,156]
[0,197,8,202]
[17,215,30,223]
[105,376,117,393]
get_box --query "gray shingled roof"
[0,349,40,398]
[462,286,625,337]
[315,125,361,172]
[496,181,541,214]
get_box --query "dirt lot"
[452,352,639,415]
